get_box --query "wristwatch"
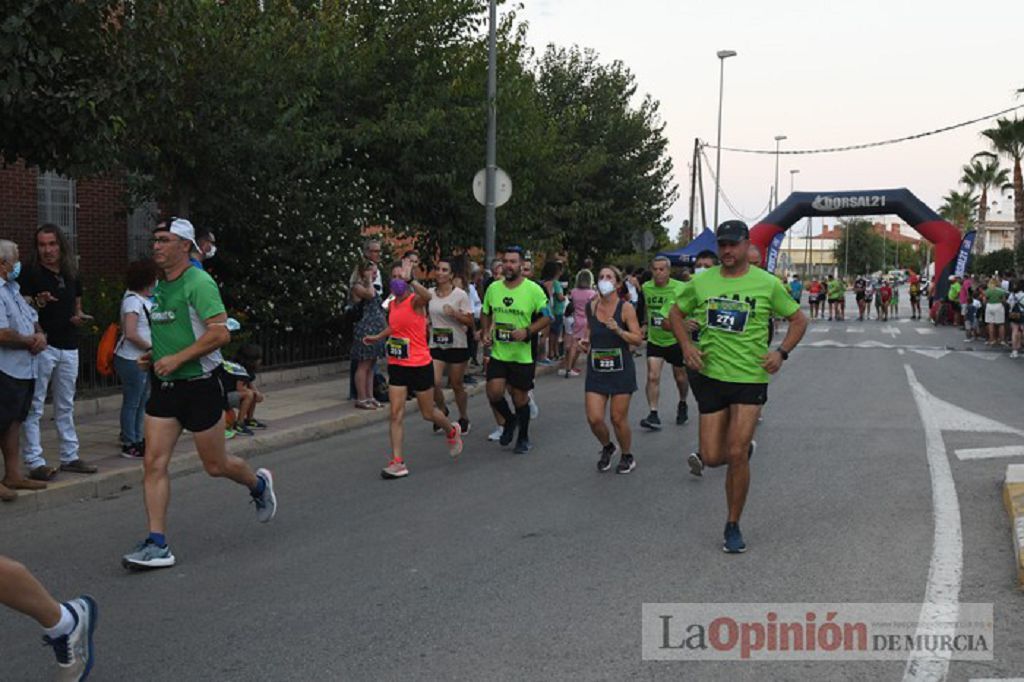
[777,347,790,361]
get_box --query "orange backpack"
[96,322,120,377]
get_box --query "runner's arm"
[762,309,808,374]
[669,305,703,370]
[410,279,432,308]
[363,326,392,344]
[616,303,644,346]
[479,313,492,346]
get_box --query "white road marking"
[902,365,963,682]
[807,340,848,348]
[845,327,865,333]
[810,327,831,333]
[881,325,902,338]
[910,349,950,360]
[915,328,936,335]
[968,679,1024,682]
[954,445,1024,460]
[898,349,906,355]
[857,340,895,349]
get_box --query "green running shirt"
[642,279,686,347]
[482,278,549,364]
[675,266,799,384]
[150,267,226,381]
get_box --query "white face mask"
[597,280,616,296]
[694,267,707,275]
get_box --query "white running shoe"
[529,392,539,420]
[487,426,504,442]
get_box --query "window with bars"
[127,201,160,260]
[36,171,78,253]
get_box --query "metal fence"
[75,330,348,396]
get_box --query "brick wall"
[0,162,129,278]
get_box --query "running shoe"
[44,595,98,682]
[487,426,504,442]
[676,402,688,425]
[723,522,746,554]
[528,393,539,420]
[458,417,471,435]
[381,458,408,479]
[447,423,464,459]
[225,429,237,440]
[120,444,144,460]
[640,412,662,431]
[252,468,277,523]
[567,369,581,378]
[616,453,636,474]
[235,424,255,436]
[748,440,757,461]
[597,443,615,472]
[1012,351,1020,359]
[513,439,532,455]
[687,452,704,477]
[537,358,556,366]
[244,418,268,429]
[122,539,175,570]
[499,420,517,446]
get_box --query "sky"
[516,0,1024,239]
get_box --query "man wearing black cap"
[669,220,808,553]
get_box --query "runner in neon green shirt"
[669,220,808,554]
[639,255,692,430]
[480,247,552,454]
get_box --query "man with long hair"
[19,225,98,481]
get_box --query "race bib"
[387,337,410,360]
[651,314,665,328]
[431,327,454,347]
[591,348,624,372]
[706,298,750,334]
[495,323,515,343]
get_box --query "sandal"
[355,399,377,410]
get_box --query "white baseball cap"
[166,218,200,251]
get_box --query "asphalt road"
[3,298,1023,681]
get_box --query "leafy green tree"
[970,248,1015,276]
[961,152,1011,223]
[938,190,979,231]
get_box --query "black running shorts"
[388,363,435,392]
[147,375,225,433]
[430,347,471,364]
[0,372,33,432]
[689,372,768,415]
[486,358,536,391]
[646,342,684,367]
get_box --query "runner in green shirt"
[670,220,808,554]
[481,246,552,454]
[121,218,276,571]
[826,275,845,321]
[639,256,689,430]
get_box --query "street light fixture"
[772,134,787,211]
[712,49,737,231]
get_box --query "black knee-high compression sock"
[490,398,514,424]
[516,403,531,442]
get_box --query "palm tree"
[938,190,979,232]
[981,117,1024,247]
[961,152,1011,222]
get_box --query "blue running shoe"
[723,522,746,554]
[44,595,98,681]
[252,468,277,523]
[122,540,175,570]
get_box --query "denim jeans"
[21,346,80,468]
[115,354,150,445]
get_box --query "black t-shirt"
[18,264,82,350]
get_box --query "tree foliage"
[832,219,921,276]
[2,0,678,330]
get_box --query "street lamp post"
[772,135,787,211]
[787,169,799,273]
[712,49,737,230]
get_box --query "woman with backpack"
[114,259,160,458]
[350,261,386,409]
[1007,280,1024,358]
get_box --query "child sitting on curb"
[221,344,266,437]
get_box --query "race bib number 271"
[705,298,750,334]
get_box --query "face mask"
[204,244,217,259]
[694,267,707,275]
[5,260,21,282]
[597,279,616,296]
[389,278,409,297]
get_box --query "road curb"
[0,363,558,516]
[1003,464,1024,588]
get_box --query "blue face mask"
[5,261,20,282]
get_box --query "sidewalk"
[0,360,517,516]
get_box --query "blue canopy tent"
[656,229,716,266]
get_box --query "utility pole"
[712,50,737,230]
[483,0,498,265]
[688,138,698,241]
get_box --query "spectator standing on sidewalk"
[349,240,384,400]
[0,240,49,501]
[562,270,596,378]
[114,259,160,459]
[19,225,98,481]
[350,261,386,409]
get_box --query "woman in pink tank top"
[363,260,462,479]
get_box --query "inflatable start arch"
[749,188,961,280]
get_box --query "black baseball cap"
[715,220,749,243]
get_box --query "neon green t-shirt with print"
[827,278,845,300]
[149,267,226,381]
[482,278,549,364]
[642,278,685,347]
[675,266,799,384]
